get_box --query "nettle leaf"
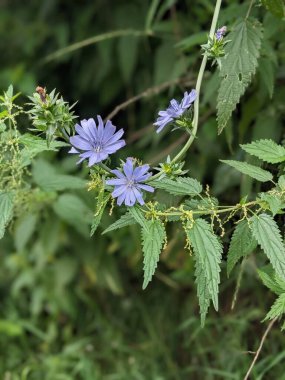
[259,193,283,216]
[265,293,285,321]
[251,213,285,280]
[241,139,285,164]
[227,220,257,276]
[19,134,68,166]
[141,219,166,289]
[220,160,273,182]
[102,211,136,234]
[258,57,276,98]
[150,177,202,197]
[90,193,111,236]
[187,219,222,313]
[0,191,14,239]
[129,206,149,231]
[195,258,211,327]
[258,266,285,296]
[261,0,285,18]
[217,18,263,133]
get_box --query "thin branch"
[243,317,277,380]
[246,0,255,20]
[105,76,194,121]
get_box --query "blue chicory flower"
[106,158,154,206]
[69,116,126,166]
[154,89,196,133]
[215,26,227,41]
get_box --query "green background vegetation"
[0,0,285,378]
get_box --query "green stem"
[148,0,222,182]
[99,162,113,174]
[172,0,222,164]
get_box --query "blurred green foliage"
[1,0,285,378]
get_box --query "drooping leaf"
[227,220,257,276]
[258,57,276,98]
[0,191,14,239]
[32,159,87,191]
[261,0,285,18]
[251,213,285,280]
[102,211,136,234]
[258,266,285,296]
[150,177,202,197]
[220,160,273,182]
[241,139,285,164]
[90,193,111,236]
[53,194,93,236]
[187,218,222,312]
[217,18,263,133]
[265,293,285,321]
[14,213,38,251]
[141,219,166,289]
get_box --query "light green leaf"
[14,213,38,251]
[150,177,202,197]
[102,211,136,234]
[241,139,285,164]
[258,266,285,296]
[258,58,275,98]
[217,18,263,133]
[227,220,257,276]
[90,193,110,236]
[261,0,285,18]
[259,193,283,216]
[33,160,87,191]
[53,194,93,236]
[251,213,285,280]
[141,219,166,289]
[220,160,273,182]
[0,191,14,239]
[187,218,222,312]
[129,206,149,231]
[265,293,285,321]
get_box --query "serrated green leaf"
[0,191,14,239]
[187,219,222,312]
[129,206,149,231]
[150,177,202,197]
[90,193,111,236]
[195,258,211,327]
[241,139,285,164]
[251,213,285,280]
[20,134,68,167]
[217,18,263,133]
[261,0,285,18]
[102,211,136,234]
[227,220,257,276]
[259,193,283,216]
[258,266,285,295]
[265,293,285,321]
[141,219,166,289]
[220,160,273,182]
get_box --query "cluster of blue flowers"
[68,88,197,206]
[68,29,225,207]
